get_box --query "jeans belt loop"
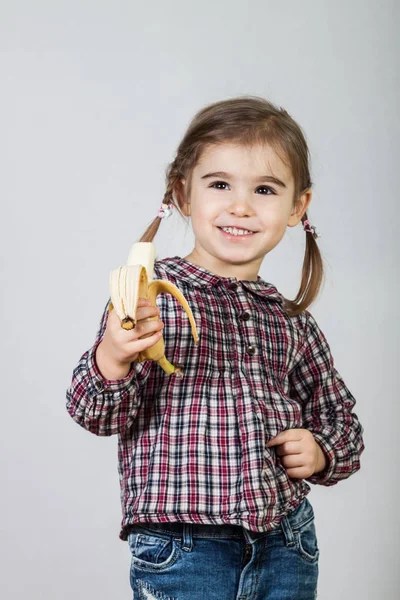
[280,515,296,547]
[182,523,193,552]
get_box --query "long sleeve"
[289,311,365,486]
[66,298,147,436]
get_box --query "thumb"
[266,432,288,447]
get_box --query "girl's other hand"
[266,429,327,478]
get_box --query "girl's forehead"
[196,142,292,181]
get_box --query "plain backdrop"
[1,1,398,598]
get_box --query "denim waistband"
[134,522,246,539]
[126,497,312,541]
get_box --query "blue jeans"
[127,497,319,599]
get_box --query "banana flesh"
[109,242,199,377]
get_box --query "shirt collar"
[156,256,284,304]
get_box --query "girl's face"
[179,142,311,280]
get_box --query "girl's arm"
[66,298,151,436]
[288,311,365,486]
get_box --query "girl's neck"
[182,250,261,282]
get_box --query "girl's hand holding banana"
[105,242,199,379]
[96,297,165,381]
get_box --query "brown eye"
[210,181,230,190]
[256,186,275,195]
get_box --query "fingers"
[128,327,164,354]
[286,466,313,479]
[134,301,163,340]
[133,318,164,340]
[275,441,303,457]
[109,298,161,331]
[135,304,161,322]
[280,454,305,468]
[109,298,164,341]
[103,298,164,367]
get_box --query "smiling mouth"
[217,226,258,236]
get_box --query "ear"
[174,179,190,216]
[287,189,312,227]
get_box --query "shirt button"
[229,282,239,291]
[239,311,251,321]
[94,380,104,391]
[246,345,256,356]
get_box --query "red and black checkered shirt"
[66,256,364,540]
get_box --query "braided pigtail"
[138,161,185,243]
[282,211,324,315]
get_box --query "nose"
[227,195,255,216]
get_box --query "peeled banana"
[109,242,199,378]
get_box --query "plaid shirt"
[66,256,364,540]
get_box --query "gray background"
[1,1,398,598]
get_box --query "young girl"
[66,96,364,600]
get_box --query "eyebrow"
[200,170,287,189]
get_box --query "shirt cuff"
[306,432,337,485]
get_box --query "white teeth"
[221,226,254,236]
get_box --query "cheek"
[261,210,288,233]
[191,201,215,224]
[190,209,211,239]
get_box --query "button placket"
[239,311,256,356]
[227,280,258,358]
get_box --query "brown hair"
[138,95,324,316]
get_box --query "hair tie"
[303,219,321,240]
[157,202,174,220]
